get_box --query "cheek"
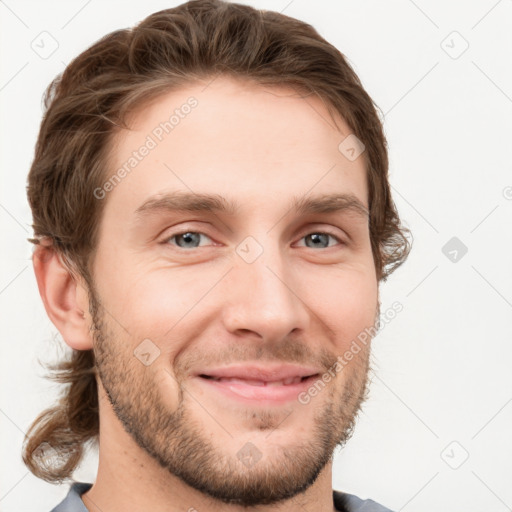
[96,259,216,340]
[304,267,377,348]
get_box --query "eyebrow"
[134,191,369,220]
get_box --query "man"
[24,1,410,511]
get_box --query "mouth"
[195,373,320,404]
[199,374,317,386]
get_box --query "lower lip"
[195,375,320,405]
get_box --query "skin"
[34,76,379,512]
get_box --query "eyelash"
[161,229,345,250]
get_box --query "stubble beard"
[88,286,372,507]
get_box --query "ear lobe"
[32,244,93,351]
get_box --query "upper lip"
[196,364,321,382]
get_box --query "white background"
[1,1,511,511]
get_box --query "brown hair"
[23,0,411,482]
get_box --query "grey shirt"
[50,482,394,511]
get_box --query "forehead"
[102,76,368,222]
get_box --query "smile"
[196,374,320,404]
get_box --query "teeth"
[214,376,304,386]
[217,378,265,386]
[278,376,303,385]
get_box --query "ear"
[32,243,93,350]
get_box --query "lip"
[194,363,322,382]
[195,374,320,404]
[193,364,321,405]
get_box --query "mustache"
[175,339,340,378]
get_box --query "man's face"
[87,76,378,506]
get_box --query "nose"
[221,247,310,343]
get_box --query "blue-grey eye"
[302,233,339,249]
[170,232,210,249]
